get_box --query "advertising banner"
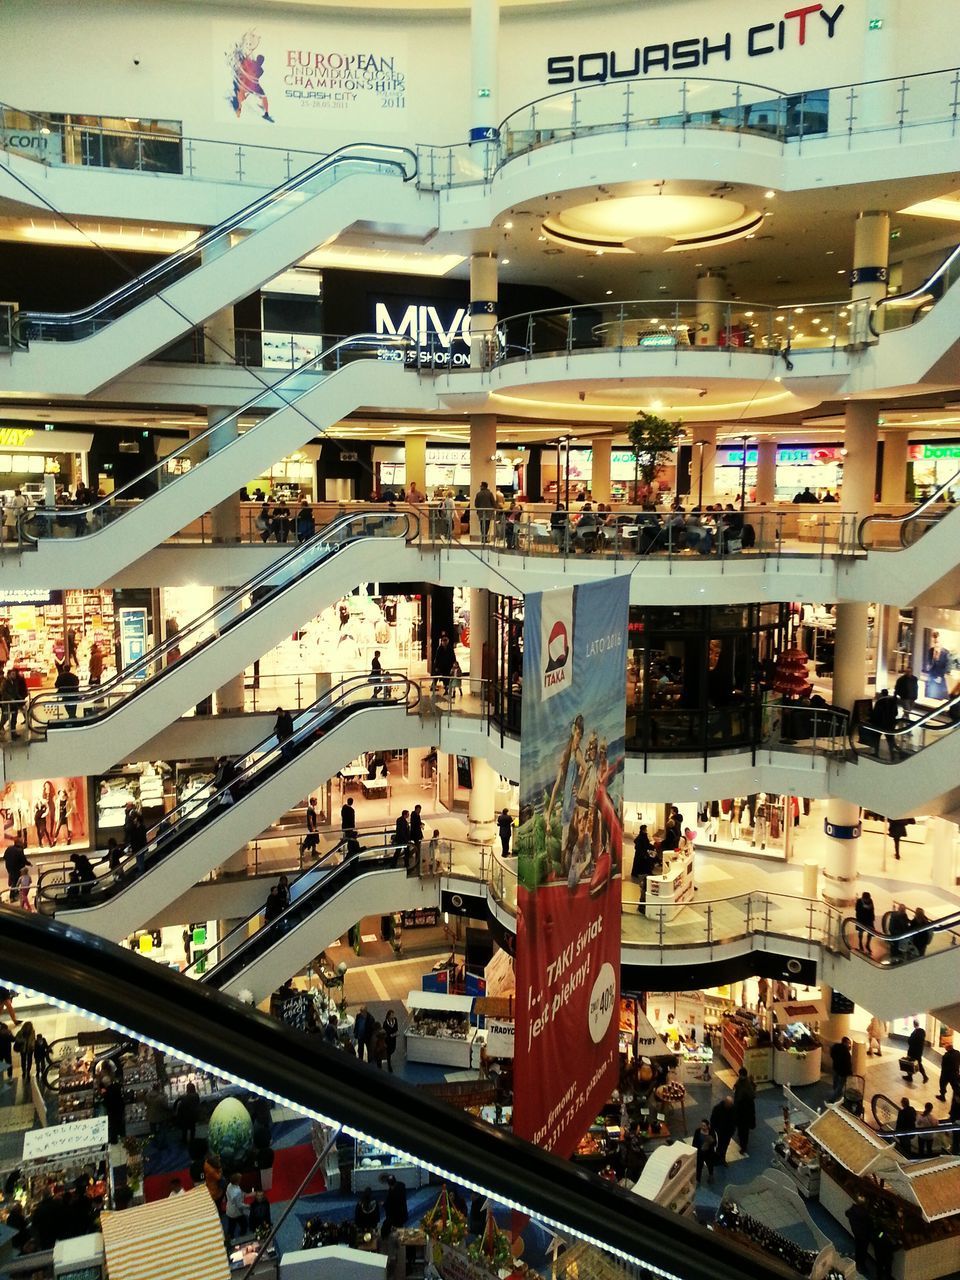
[212,21,409,130]
[514,579,628,1156]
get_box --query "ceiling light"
[537,235,547,242]
[501,258,510,265]
[504,220,514,230]
[650,399,664,411]
[764,190,775,199]
[744,311,754,317]
[837,269,845,274]
[794,307,804,314]
[826,250,835,255]
[763,211,774,217]
[775,314,785,321]
[298,245,465,276]
[605,290,613,295]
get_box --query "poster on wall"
[1,777,88,854]
[513,579,628,1157]
[212,21,409,130]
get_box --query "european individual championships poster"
[514,579,628,1156]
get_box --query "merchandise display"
[771,1130,821,1199]
[0,776,88,852]
[353,1138,426,1191]
[771,1002,823,1086]
[17,1116,111,1224]
[721,1012,773,1083]
[646,847,695,919]
[404,991,478,1068]
[0,588,115,690]
[95,762,167,837]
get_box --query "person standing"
[4,840,26,904]
[894,669,918,717]
[632,828,656,916]
[888,902,911,960]
[854,890,876,954]
[274,706,294,761]
[906,1019,929,1083]
[845,1197,873,1275]
[936,1044,960,1102]
[17,862,32,911]
[127,810,148,875]
[916,1101,938,1157]
[369,650,384,699]
[756,977,769,1009]
[829,1036,853,1101]
[410,804,424,865]
[224,1173,247,1238]
[88,640,104,688]
[895,1097,917,1157]
[911,906,932,956]
[3,667,27,739]
[432,633,455,694]
[372,1021,387,1069]
[355,1188,379,1235]
[888,817,911,861]
[423,828,441,877]
[497,808,513,858]
[709,1096,737,1167]
[302,796,321,858]
[383,1009,399,1073]
[354,1006,370,1062]
[295,498,315,544]
[341,796,356,835]
[692,1118,716,1185]
[733,1068,756,1155]
[474,480,496,543]
[394,809,411,865]
[382,1173,408,1236]
[870,690,900,759]
[867,1014,887,1057]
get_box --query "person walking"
[867,1014,887,1057]
[911,905,932,956]
[383,1009,399,1073]
[341,796,356,835]
[854,890,876,954]
[372,1021,387,1069]
[354,1006,370,1062]
[369,650,384,699]
[4,840,26,904]
[224,1173,247,1238]
[733,1068,756,1155]
[888,902,911,960]
[274,706,294,761]
[906,1019,929,1083]
[127,810,148,875]
[474,479,496,543]
[2,667,27,739]
[692,1118,717,1185]
[709,1096,737,1167]
[829,1036,853,1101]
[410,804,424,859]
[423,829,441,877]
[888,817,911,860]
[432,633,455,695]
[302,796,321,859]
[497,808,513,857]
[17,862,32,911]
[936,1044,960,1101]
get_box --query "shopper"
[911,905,932,956]
[728,1069,755,1155]
[632,828,656,916]
[845,1197,873,1274]
[372,1021,387,1069]
[369,650,384,699]
[355,1187,380,1234]
[248,1190,271,1234]
[474,480,496,543]
[383,1009,399,1073]
[33,1031,51,1084]
[341,796,357,834]
[423,829,441,877]
[692,1119,716,1185]
[448,658,464,699]
[204,1153,225,1207]
[873,1221,899,1280]
[869,690,900,759]
[394,809,411,865]
[756,977,769,1009]
[224,1173,247,1238]
[936,1044,960,1101]
[274,706,295,761]
[295,498,315,544]
[270,497,291,543]
[854,890,876,954]
[14,1021,35,1081]
[4,839,26,902]
[709,1096,737,1167]
[906,1019,929,1083]
[263,886,284,925]
[410,804,424,863]
[17,862,32,911]
[302,796,321,859]
[354,1006,370,1062]
[894,669,919,716]
[888,902,911,960]
[888,816,912,860]
[255,503,271,542]
[867,1014,887,1057]
[916,1101,938,1157]
[829,1036,853,1102]
[382,1174,409,1235]
[497,808,513,857]
[175,1081,201,1148]
[432,633,455,694]
[895,1097,917,1156]
[2,666,27,738]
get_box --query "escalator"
[857,465,960,550]
[1,333,422,588]
[0,911,778,1280]
[14,509,419,777]
[38,675,427,940]
[870,243,960,336]
[8,143,427,393]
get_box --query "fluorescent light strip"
[9,981,680,1279]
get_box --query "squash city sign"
[547,3,845,84]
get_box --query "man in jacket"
[2,667,27,738]
[432,634,455,694]
[709,1096,737,1167]
[870,689,901,759]
[937,1044,960,1102]
[394,810,411,866]
[895,1097,917,1156]
[474,480,496,543]
[410,804,424,864]
[830,1036,853,1101]
[354,1006,370,1061]
[274,706,295,760]
[906,1019,929,1083]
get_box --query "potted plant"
[627,412,683,506]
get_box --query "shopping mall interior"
[2,1,960,1278]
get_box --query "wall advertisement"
[212,21,409,129]
[514,579,628,1157]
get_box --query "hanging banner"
[514,579,628,1157]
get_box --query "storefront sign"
[721,445,841,465]
[546,5,845,84]
[0,427,93,453]
[213,21,409,129]
[0,589,60,606]
[909,442,960,460]
[373,300,471,367]
[485,1019,515,1059]
[119,607,148,678]
[514,579,628,1157]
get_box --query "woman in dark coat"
[733,1067,757,1155]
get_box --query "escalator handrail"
[872,690,960,745]
[183,829,392,974]
[35,674,417,910]
[203,844,400,987]
[869,1093,960,1142]
[16,144,417,334]
[0,909,786,1280]
[839,904,960,956]
[27,508,418,730]
[857,466,960,547]
[18,332,412,539]
[869,241,960,337]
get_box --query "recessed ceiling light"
[744,311,754,317]
[504,221,514,230]
[765,190,775,199]
[605,290,613,295]
[837,269,845,274]
[658,285,668,291]
[775,314,785,321]
[501,258,510,265]
[764,211,774,217]
[537,235,547,242]
[794,307,804,314]
[826,250,835,255]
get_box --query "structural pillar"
[591,438,612,504]
[469,253,498,369]
[470,0,500,142]
[850,211,890,342]
[691,425,718,506]
[208,408,241,544]
[819,985,852,1046]
[469,413,498,539]
[695,272,725,347]
[214,586,245,714]
[875,604,900,695]
[880,430,909,504]
[929,818,959,891]
[201,238,238,365]
[467,755,497,845]
[405,436,427,498]
[755,437,777,506]
[469,587,489,695]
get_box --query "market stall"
[771,1000,823,1086]
[721,1011,773,1083]
[646,848,695,920]
[631,1143,697,1215]
[404,991,477,1068]
[99,1185,230,1280]
[353,1137,425,1191]
[771,1129,821,1199]
[20,1116,111,1223]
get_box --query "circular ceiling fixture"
[542,194,763,255]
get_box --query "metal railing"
[858,467,960,549]
[24,511,416,733]
[12,144,416,343]
[34,673,419,912]
[7,333,409,548]
[841,905,960,965]
[872,242,960,335]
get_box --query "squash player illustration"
[227,31,274,122]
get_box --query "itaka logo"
[545,620,569,674]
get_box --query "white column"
[201,238,238,365]
[591,438,612,504]
[875,604,900,694]
[881,431,909,504]
[695,272,725,347]
[469,413,498,539]
[841,401,879,523]
[468,755,497,844]
[691,425,717,506]
[929,818,959,890]
[850,211,890,341]
[755,437,777,506]
[469,253,498,368]
[405,436,427,497]
[208,408,241,545]
[469,587,489,695]
[470,0,500,140]
[215,585,245,714]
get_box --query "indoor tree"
[628,411,684,503]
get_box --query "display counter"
[646,851,695,921]
[353,1138,425,1191]
[770,1130,821,1198]
[721,1014,772,1083]
[404,991,477,1068]
[772,1044,822,1086]
[675,1042,713,1084]
[770,1001,823,1086]
[631,1143,696,1215]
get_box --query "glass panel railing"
[12,333,409,545]
[840,905,960,965]
[852,690,960,760]
[25,510,415,733]
[858,468,960,549]
[34,674,419,912]
[14,144,415,342]
[872,243,960,336]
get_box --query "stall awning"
[99,1187,229,1280]
[807,1106,887,1176]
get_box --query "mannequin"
[730,797,746,841]
[752,793,769,849]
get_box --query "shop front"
[0,426,91,506]
[908,441,960,499]
[1,775,89,854]
[375,445,517,497]
[0,586,118,690]
[714,444,843,504]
